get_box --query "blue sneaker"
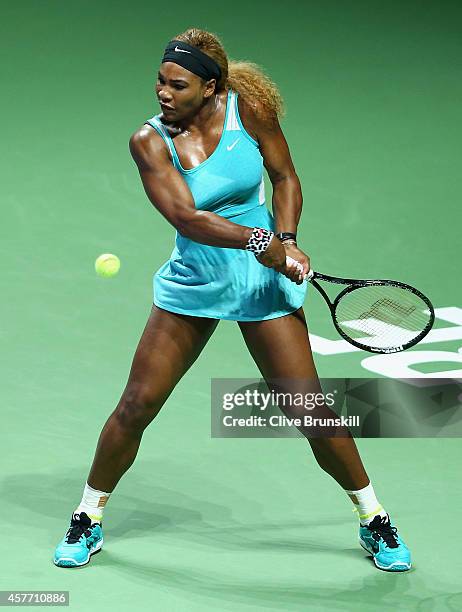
[53,512,103,568]
[359,514,411,571]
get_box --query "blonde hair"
[173,28,285,121]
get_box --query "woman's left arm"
[247,105,311,280]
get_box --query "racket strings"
[357,296,417,324]
[334,285,432,350]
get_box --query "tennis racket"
[285,258,435,354]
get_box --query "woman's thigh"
[122,305,219,411]
[237,307,338,431]
[239,308,365,475]
[237,307,318,380]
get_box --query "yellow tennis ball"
[95,253,120,278]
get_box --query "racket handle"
[285,255,303,272]
[286,256,314,281]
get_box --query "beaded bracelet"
[245,227,274,256]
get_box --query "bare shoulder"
[236,95,280,143]
[129,123,171,169]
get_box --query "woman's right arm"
[129,126,256,248]
[129,125,300,281]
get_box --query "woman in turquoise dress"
[53,28,411,572]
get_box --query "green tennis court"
[2,1,461,609]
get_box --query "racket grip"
[306,269,314,281]
[285,255,303,272]
[285,256,312,281]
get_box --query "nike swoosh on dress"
[227,138,240,151]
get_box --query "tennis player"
[53,28,411,572]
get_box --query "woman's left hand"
[282,243,311,284]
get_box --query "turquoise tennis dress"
[145,89,307,321]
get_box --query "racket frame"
[308,271,435,354]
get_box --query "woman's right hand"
[256,237,304,285]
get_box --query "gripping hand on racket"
[282,241,310,283]
[257,237,310,285]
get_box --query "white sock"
[74,482,111,523]
[344,482,388,526]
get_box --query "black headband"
[161,39,222,82]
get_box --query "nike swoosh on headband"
[175,46,191,54]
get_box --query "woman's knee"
[115,384,166,432]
